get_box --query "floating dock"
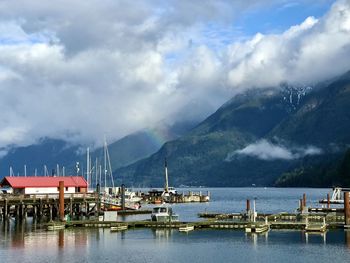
[2,190,350,236]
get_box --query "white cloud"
[226,139,323,161]
[0,0,348,152]
[226,0,350,88]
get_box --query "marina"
[1,185,350,235]
[1,187,350,263]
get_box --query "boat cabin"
[151,206,179,222]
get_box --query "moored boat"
[179,224,194,232]
[47,224,65,231]
[151,206,179,222]
[110,225,128,231]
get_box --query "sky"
[0,0,349,153]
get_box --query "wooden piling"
[39,198,43,219]
[70,198,73,219]
[4,199,8,220]
[121,184,125,211]
[327,193,330,209]
[300,199,304,212]
[24,205,28,219]
[33,205,37,219]
[246,199,250,212]
[16,205,19,219]
[50,205,53,221]
[344,192,350,226]
[303,193,306,208]
[20,203,24,220]
[59,181,65,221]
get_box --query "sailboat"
[92,138,141,210]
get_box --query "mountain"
[93,120,196,170]
[275,149,350,187]
[0,120,196,178]
[115,71,350,187]
[271,73,350,145]
[0,138,81,177]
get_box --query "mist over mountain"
[0,120,196,178]
[114,71,350,187]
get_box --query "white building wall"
[24,187,76,194]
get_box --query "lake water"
[1,188,350,263]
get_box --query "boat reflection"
[304,231,327,244]
[151,228,173,240]
[245,230,269,247]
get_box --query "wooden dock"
[43,213,346,233]
[0,193,99,221]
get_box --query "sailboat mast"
[87,147,90,188]
[99,164,102,186]
[106,142,114,188]
[95,158,98,188]
[104,139,107,189]
[164,158,169,192]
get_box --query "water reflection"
[345,230,350,249]
[304,231,327,244]
[58,230,64,248]
[245,231,269,247]
[0,219,93,251]
[151,229,173,240]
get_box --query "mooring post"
[327,193,330,209]
[344,191,350,227]
[121,184,125,211]
[96,183,101,215]
[70,198,73,219]
[20,203,24,220]
[4,199,8,220]
[39,198,43,219]
[49,205,53,221]
[59,181,65,221]
[299,199,304,213]
[303,193,306,208]
[33,205,37,220]
[24,205,28,220]
[15,205,19,219]
[85,202,88,218]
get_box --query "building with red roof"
[0,176,88,195]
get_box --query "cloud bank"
[0,0,349,151]
[226,139,323,161]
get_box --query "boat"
[179,224,194,232]
[47,224,65,231]
[319,187,350,204]
[151,206,179,222]
[305,216,327,233]
[110,225,128,231]
[124,188,142,202]
[245,223,269,233]
[162,159,177,199]
[305,224,327,233]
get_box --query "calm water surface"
[1,188,350,263]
